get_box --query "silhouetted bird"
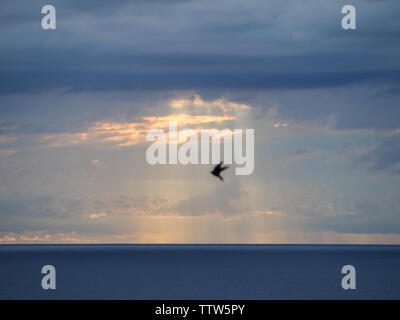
[211,161,229,181]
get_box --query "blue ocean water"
[0,244,399,300]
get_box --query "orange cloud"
[39,94,247,148]
[169,94,251,114]
[41,115,235,148]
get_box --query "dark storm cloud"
[2,66,399,94]
[1,0,400,94]
[0,0,186,23]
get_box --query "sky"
[0,0,400,244]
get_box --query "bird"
[211,161,229,181]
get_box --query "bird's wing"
[214,163,222,170]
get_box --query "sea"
[0,244,399,300]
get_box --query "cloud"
[0,149,15,157]
[336,141,357,154]
[171,181,249,217]
[35,94,244,148]
[92,182,250,218]
[0,134,17,157]
[1,0,399,133]
[112,195,172,216]
[1,0,400,244]
[88,212,108,219]
[358,134,400,174]
[1,1,400,94]
[38,114,235,148]
[169,94,251,114]
[280,148,320,163]
[0,194,84,222]
[0,135,17,144]
[329,135,400,175]
[0,231,87,243]
[273,122,288,128]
